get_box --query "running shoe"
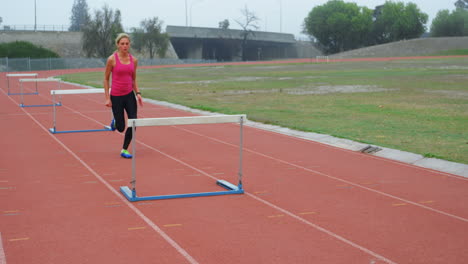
[110,119,116,131]
[120,149,132,159]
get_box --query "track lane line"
[23,87,396,262]
[7,78,457,263]
[132,134,398,264]
[249,126,468,180]
[176,126,468,223]
[1,89,200,264]
[0,233,6,264]
[13,82,457,262]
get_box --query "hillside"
[330,36,468,58]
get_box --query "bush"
[0,41,60,58]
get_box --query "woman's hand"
[105,99,112,107]
[137,94,143,107]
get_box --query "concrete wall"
[294,41,323,58]
[0,29,322,61]
[167,26,296,43]
[0,30,178,59]
[167,26,321,61]
[331,37,468,58]
[0,31,84,57]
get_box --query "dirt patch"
[426,90,468,99]
[223,85,398,95]
[172,76,287,84]
[286,85,398,95]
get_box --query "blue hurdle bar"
[20,102,61,107]
[120,180,244,202]
[49,126,113,134]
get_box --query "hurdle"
[120,114,246,202]
[19,78,62,107]
[49,89,113,134]
[6,73,38,95]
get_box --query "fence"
[0,57,216,72]
[1,24,134,33]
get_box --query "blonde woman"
[104,33,143,158]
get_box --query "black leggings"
[111,91,137,150]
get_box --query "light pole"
[185,0,188,26]
[279,0,282,33]
[34,0,37,31]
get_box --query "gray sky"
[1,0,456,38]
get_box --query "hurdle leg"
[131,120,137,198]
[49,92,58,133]
[238,116,244,188]
[19,83,24,107]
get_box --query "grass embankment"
[61,57,468,164]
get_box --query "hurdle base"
[120,180,244,202]
[20,102,62,108]
[49,126,112,134]
[8,92,39,96]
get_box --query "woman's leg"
[110,95,126,133]
[122,92,138,150]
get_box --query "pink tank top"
[111,53,134,96]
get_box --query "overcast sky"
[1,0,456,38]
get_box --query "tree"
[82,5,123,58]
[454,0,468,9]
[303,0,373,54]
[431,8,468,37]
[0,17,3,26]
[69,0,90,31]
[131,17,170,59]
[235,5,260,61]
[371,1,428,44]
[219,19,230,29]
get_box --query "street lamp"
[185,0,188,26]
[279,0,282,33]
[34,0,37,31]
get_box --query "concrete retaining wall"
[0,30,178,59]
[332,37,468,58]
[0,31,84,57]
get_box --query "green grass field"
[60,57,468,164]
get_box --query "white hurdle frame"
[19,78,62,107]
[49,89,112,134]
[120,114,246,202]
[6,73,38,95]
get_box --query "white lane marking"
[0,232,6,264]
[1,89,199,264]
[134,138,397,264]
[178,126,468,223]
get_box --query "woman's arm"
[133,57,143,106]
[104,56,114,107]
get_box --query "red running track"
[0,63,467,264]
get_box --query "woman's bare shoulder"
[107,54,116,62]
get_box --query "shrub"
[0,41,60,58]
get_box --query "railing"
[1,25,135,32]
[1,25,71,32]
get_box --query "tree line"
[69,0,169,59]
[70,0,468,58]
[303,0,468,54]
